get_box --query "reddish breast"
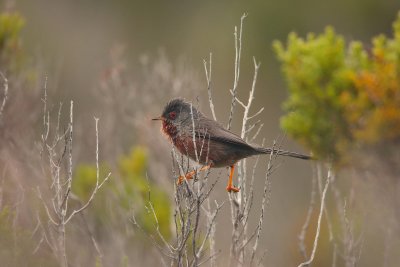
[161,120,211,165]
[162,120,178,140]
[162,121,189,154]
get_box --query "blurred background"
[1,0,400,266]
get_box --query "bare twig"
[204,53,217,121]
[316,164,334,242]
[197,250,222,267]
[37,83,111,266]
[298,166,331,267]
[130,211,175,259]
[136,138,223,266]
[298,164,317,259]
[196,201,225,259]
[64,117,111,224]
[64,101,74,215]
[248,107,264,120]
[190,104,199,162]
[240,58,261,140]
[235,62,258,220]
[147,200,174,254]
[41,76,49,144]
[37,187,58,225]
[227,13,247,130]
[250,123,264,143]
[249,142,275,266]
[229,90,246,108]
[0,72,9,118]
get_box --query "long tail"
[255,147,312,160]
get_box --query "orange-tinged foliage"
[347,44,400,143]
[275,12,400,163]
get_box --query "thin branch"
[248,107,264,120]
[79,212,104,261]
[240,57,261,139]
[63,101,74,216]
[148,200,174,253]
[145,173,174,253]
[0,72,9,118]
[64,117,111,224]
[197,250,222,266]
[229,89,246,108]
[249,141,275,266]
[298,167,331,267]
[37,187,58,225]
[130,211,175,260]
[190,104,199,162]
[227,13,247,130]
[298,165,317,259]
[317,164,334,242]
[206,199,217,267]
[192,197,201,266]
[250,123,264,143]
[41,76,50,144]
[53,102,63,145]
[204,53,217,121]
[257,249,268,266]
[196,201,224,258]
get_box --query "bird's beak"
[152,116,164,121]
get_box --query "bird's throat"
[161,121,178,141]
[162,121,195,158]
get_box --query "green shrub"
[0,12,26,72]
[72,146,172,241]
[274,12,400,163]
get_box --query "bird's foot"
[177,174,193,185]
[176,165,211,185]
[226,185,240,193]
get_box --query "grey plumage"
[159,98,311,167]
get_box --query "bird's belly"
[173,137,251,168]
[173,136,212,165]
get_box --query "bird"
[152,98,311,193]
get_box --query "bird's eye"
[169,111,177,120]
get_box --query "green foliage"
[72,146,172,241]
[72,163,109,201]
[274,12,400,162]
[120,255,129,267]
[95,256,103,267]
[119,147,171,240]
[0,207,14,248]
[345,27,400,144]
[274,27,351,161]
[0,12,26,72]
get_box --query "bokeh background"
[1,0,400,266]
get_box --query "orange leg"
[177,165,211,185]
[226,165,240,193]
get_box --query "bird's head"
[152,98,199,137]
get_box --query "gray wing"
[192,116,254,150]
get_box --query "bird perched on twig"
[153,98,311,193]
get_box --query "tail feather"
[255,147,312,160]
